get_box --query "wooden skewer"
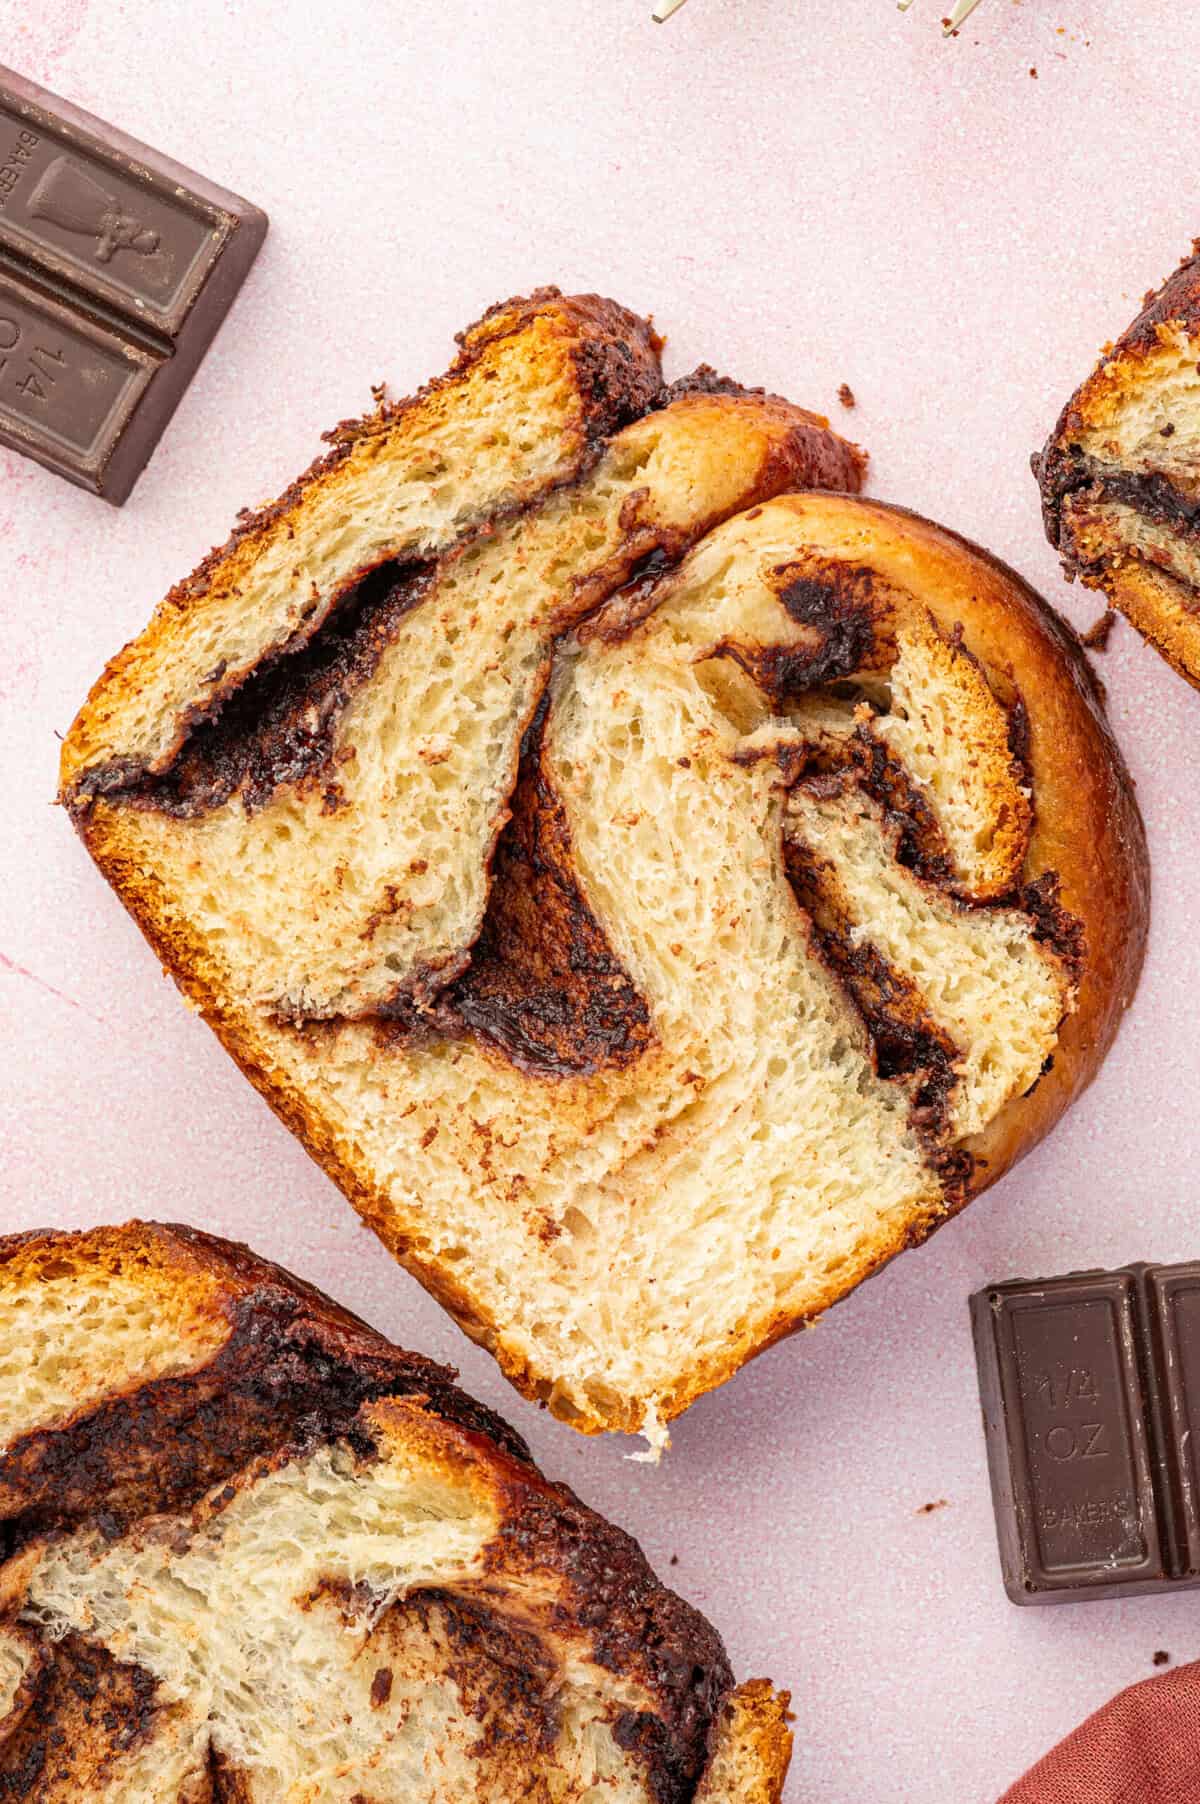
[652,0,987,29]
[943,0,988,30]
[653,0,986,27]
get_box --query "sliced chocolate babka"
[1037,243,1200,685]
[59,293,1147,1446]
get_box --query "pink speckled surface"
[3,2,1199,1797]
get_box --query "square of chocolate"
[0,64,267,502]
[0,264,162,499]
[1142,1263,1200,1577]
[972,1264,1200,1604]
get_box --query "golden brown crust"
[1040,243,1200,466]
[694,1682,794,1804]
[1057,510,1200,692]
[1094,559,1200,691]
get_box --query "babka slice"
[1036,243,1200,685]
[61,294,1146,1446]
[0,1222,791,1803]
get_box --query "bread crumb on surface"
[1081,610,1116,651]
[916,1499,949,1515]
[837,383,856,409]
[1153,1650,1172,1667]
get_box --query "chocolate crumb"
[670,1554,679,1565]
[1029,65,1038,77]
[837,383,856,409]
[1081,610,1116,652]
[1161,422,1177,438]
[917,1499,949,1515]
[1153,1650,1172,1667]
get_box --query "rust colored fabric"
[1001,1662,1200,1803]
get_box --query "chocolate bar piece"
[0,65,266,502]
[971,1263,1200,1603]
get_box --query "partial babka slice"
[61,453,1147,1438]
[1036,243,1200,685]
[62,288,666,788]
[0,1222,791,1804]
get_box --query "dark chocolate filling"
[775,564,881,685]
[832,729,959,890]
[484,1485,732,1804]
[1080,462,1200,535]
[0,1634,162,1797]
[1040,447,1200,563]
[0,1283,531,1548]
[112,560,435,818]
[210,1750,256,1802]
[375,1588,562,1761]
[1019,869,1086,990]
[384,698,655,1079]
[782,822,965,1155]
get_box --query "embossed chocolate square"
[971,1264,1200,1603]
[0,65,266,502]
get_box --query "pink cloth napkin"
[1001,1662,1200,1803]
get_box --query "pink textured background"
[3,1,1199,1796]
